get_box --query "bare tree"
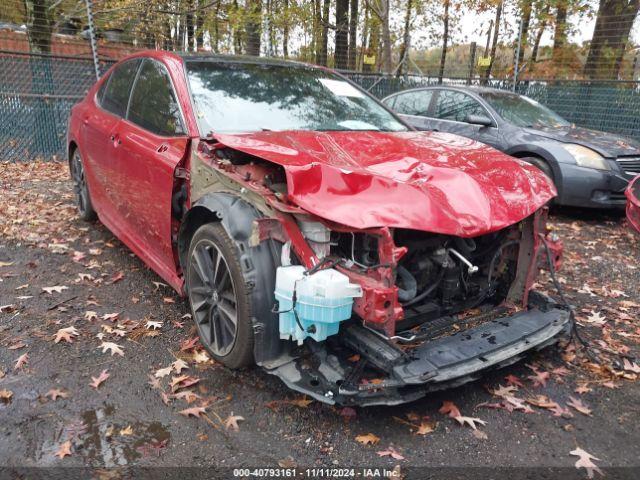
[397,0,413,76]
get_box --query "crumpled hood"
[524,125,640,158]
[213,130,556,237]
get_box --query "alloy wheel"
[71,152,88,215]
[188,239,239,357]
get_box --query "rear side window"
[392,90,433,116]
[127,59,185,136]
[101,59,140,117]
[433,90,488,122]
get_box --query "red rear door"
[80,59,142,220]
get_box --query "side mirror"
[465,114,493,127]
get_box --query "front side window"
[392,90,433,116]
[127,59,185,136]
[433,90,488,123]
[185,61,407,135]
[479,91,570,128]
[101,59,140,118]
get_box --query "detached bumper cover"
[265,306,571,406]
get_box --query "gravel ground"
[1,162,639,479]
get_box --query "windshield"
[185,61,407,135]
[479,91,570,128]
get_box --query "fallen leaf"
[45,388,69,401]
[570,447,604,478]
[120,425,134,436]
[54,326,79,344]
[55,441,72,459]
[0,389,12,403]
[454,416,487,430]
[43,285,68,294]
[99,342,124,356]
[154,366,172,378]
[416,421,436,435]
[192,350,210,364]
[110,271,124,284]
[172,359,189,373]
[90,369,110,389]
[285,397,313,408]
[528,369,550,388]
[472,429,488,440]
[224,413,244,431]
[622,358,640,373]
[179,406,207,418]
[145,320,163,330]
[355,433,380,445]
[439,401,461,418]
[14,352,28,370]
[376,446,405,460]
[567,396,592,416]
[84,311,98,321]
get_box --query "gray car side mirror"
[465,114,493,127]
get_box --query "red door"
[113,121,188,284]
[106,58,189,288]
[80,58,142,221]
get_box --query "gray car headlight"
[562,144,610,170]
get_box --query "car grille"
[616,156,640,176]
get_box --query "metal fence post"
[84,0,100,80]
[513,15,524,92]
[467,42,476,85]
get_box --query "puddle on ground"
[37,404,170,466]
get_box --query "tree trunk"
[318,0,330,66]
[484,0,503,80]
[397,0,412,76]
[438,0,450,83]
[186,0,195,52]
[584,0,640,79]
[245,0,262,56]
[335,0,350,68]
[348,0,358,69]
[24,0,54,53]
[530,3,549,65]
[517,0,533,67]
[283,0,290,57]
[552,1,568,65]
[196,0,206,51]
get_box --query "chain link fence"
[1,0,640,161]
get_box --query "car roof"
[384,85,516,99]
[179,53,320,70]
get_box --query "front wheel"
[186,223,254,368]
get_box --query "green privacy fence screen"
[1,51,639,162]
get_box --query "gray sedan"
[382,86,640,209]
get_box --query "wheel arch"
[178,193,285,365]
[507,147,563,197]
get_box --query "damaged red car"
[67,51,569,406]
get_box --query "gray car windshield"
[480,91,570,128]
[186,61,407,135]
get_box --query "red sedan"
[67,51,568,406]
[626,175,640,233]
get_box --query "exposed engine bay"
[187,139,570,406]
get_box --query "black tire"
[521,156,554,185]
[186,223,254,368]
[70,149,97,221]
